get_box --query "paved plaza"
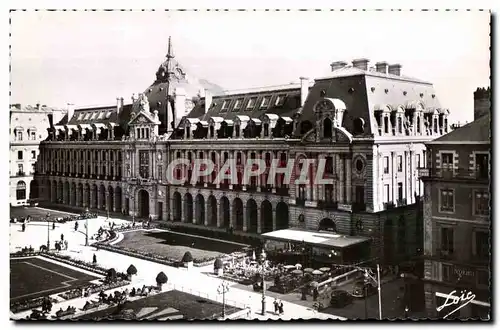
[9,208,342,320]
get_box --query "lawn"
[116,230,248,261]
[10,206,75,222]
[78,290,241,320]
[10,257,99,303]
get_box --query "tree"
[214,258,223,270]
[126,264,137,276]
[107,268,117,283]
[181,251,193,263]
[156,271,168,288]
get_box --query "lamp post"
[260,249,267,316]
[84,207,89,246]
[364,264,383,320]
[217,281,230,319]
[46,213,51,249]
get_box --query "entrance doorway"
[138,189,150,219]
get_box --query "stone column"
[216,202,222,228]
[257,207,262,234]
[345,157,352,204]
[338,154,344,203]
[242,205,248,232]
[272,206,276,231]
[312,159,317,201]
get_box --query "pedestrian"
[278,300,284,315]
[61,233,64,241]
[273,298,279,315]
[21,223,26,232]
[52,222,56,230]
[313,287,319,301]
[74,221,79,231]
[93,253,97,264]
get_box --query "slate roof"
[431,113,491,143]
[188,85,304,122]
[57,104,133,129]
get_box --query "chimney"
[36,103,41,110]
[116,97,124,115]
[330,61,348,71]
[204,89,212,114]
[299,77,309,107]
[66,103,75,121]
[388,64,402,76]
[352,58,369,71]
[375,61,388,74]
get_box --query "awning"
[281,116,293,123]
[261,229,371,249]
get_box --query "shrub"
[156,272,168,286]
[181,251,193,263]
[106,268,117,283]
[126,264,137,276]
[214,258,224,269]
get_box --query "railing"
[15,171,26,176]
[317,200,338,210]
[418,167,489,180]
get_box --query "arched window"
[323,117,333,138]
[234,124,240,138]
[209,125,215,138]
[263,123,269,137]
[16,181,26,200]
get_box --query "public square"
[9,207,341,320]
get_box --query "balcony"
[275,187,289,196]
[14,171,26,177]
[295,198,306,207]
[261,186,272,193]
[418,167,489,181]
[317,200,338,210]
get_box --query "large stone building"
[473,87,491,121]
[35,41,450,265]
[9,104,66,206]
[420,96,491,319]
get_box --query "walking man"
[74,221,79,232]
[52,221,56,230]
[21,223,26,232]
[93,253,97,264]
[278,300,284,315]
[61,233,64,241]
[273,298,279,315]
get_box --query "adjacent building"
[34,39,450,266]
[420,104,490,318]
[9,104,66,206]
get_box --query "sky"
[10,10,490,124]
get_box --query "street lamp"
[46,213,51,249]
[260,249,267,316]
[84,207,89,246]
[217,281,230,319]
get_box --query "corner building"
[36,47,450,265]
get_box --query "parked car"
[352,280,377,298]
[330,290,354,308]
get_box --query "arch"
[16,180,26,200]
[70,182,76,206]
[92,184,98,209]
[246,199,258,233]
[184,193,193,223]
[99,184,106,210]
[108,186,114,212]
[323,117,333,138]
[57,181,63,202]
[172,192,182,222]
[232,198,244,231]
[207,195,217,227]
[195,194,205,225]
[115,186,122,212]
[319,218,337,232]
[353,117,365,135]
[138,189,150,219]
[219,196,230,228]
[276,202,289,230]
[52,180,57,202]
[78,183,83,207]
[260,200,273,233]
[29,180,39,200]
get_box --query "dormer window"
[397,117,402,134]
[246,98,257,110]
[233,99,243,111]
[84,113,91,120]
[221,100,230,112]
[90,112,98,120]
[263,123,269,137]
[106,111,113,119]
[260,97,270,109]
[234,124,240,138]
[77,113,84,121]
[97,112,105,119]
[275,94,286,107]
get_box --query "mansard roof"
[58,104,133,128]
